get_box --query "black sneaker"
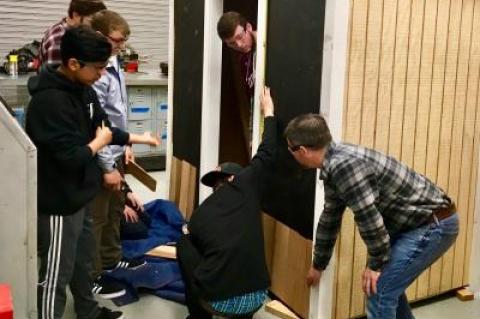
[95,307,124,319]
[92,276,126,299]
[105,257,147,272]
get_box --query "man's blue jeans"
[367,213,459,319]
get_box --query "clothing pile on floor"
[106,199,186,306]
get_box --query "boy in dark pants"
[26,26,159,319]
[177,88,275,319]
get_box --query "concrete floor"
[62,171,480,319]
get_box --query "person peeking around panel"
[217,11,257,101]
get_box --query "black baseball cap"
[200,162,243,187]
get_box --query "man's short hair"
[217,11,247,40]
[60,26,112,66]
[91,10,131,37]
[67,0,106,19]
[284,113,332,149]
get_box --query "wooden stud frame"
[309,1,350,318]
[199,0,224,203]
[469,146,480,296]
[166,0,175,199]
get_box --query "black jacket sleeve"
[248,116,277,176]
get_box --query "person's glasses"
[76,59,108,70]
[288,144,302,152]
[108,35,128,44]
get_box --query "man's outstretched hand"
[260,86,274,117]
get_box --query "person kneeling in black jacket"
[177,87,276,319]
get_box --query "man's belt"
[428,202,456,225]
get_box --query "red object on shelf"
[125,60,139,73]
[0,284,13,319]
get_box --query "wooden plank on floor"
[265,300,300,319]
[449,0,476,290]
[456,288,475,301]
[438,0,463,293]
[415,0,440,300]
[145,245,177,259]
[427,0,451,296]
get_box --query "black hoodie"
[26,65,130,216]
[177,116,277,301]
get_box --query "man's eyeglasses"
[288,144,316,152]
[288,144,302,152]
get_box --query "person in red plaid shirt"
[39,0,106,66]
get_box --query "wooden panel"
[462,0,480,285]
[425,0,451,296]
[270,222,312,318]
[263,213,277,274]
[338,0,480,317]
[336,0,368,317]
[445,0,475,290]
[375,0,398,155]
[169,156,182,204]
[389,0,414,299]
[415,0,439,299]
[173,0,204,167]
[350,0,384,316]
[402,0,425,301]
[185,164,197,220]
[437,0,462,293]
[388,0,411,160]
[169,157,197,220]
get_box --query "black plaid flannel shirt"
[314,143,451,271]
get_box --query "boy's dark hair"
[60,26,112,66]
[91,10,131,37]
[284,113,332,149]
[67,0,106,19]
[217,11,247,39]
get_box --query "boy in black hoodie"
[26,26,159,319]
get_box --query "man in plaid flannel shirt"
[285,113,459,319]
[39,0,106,66]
